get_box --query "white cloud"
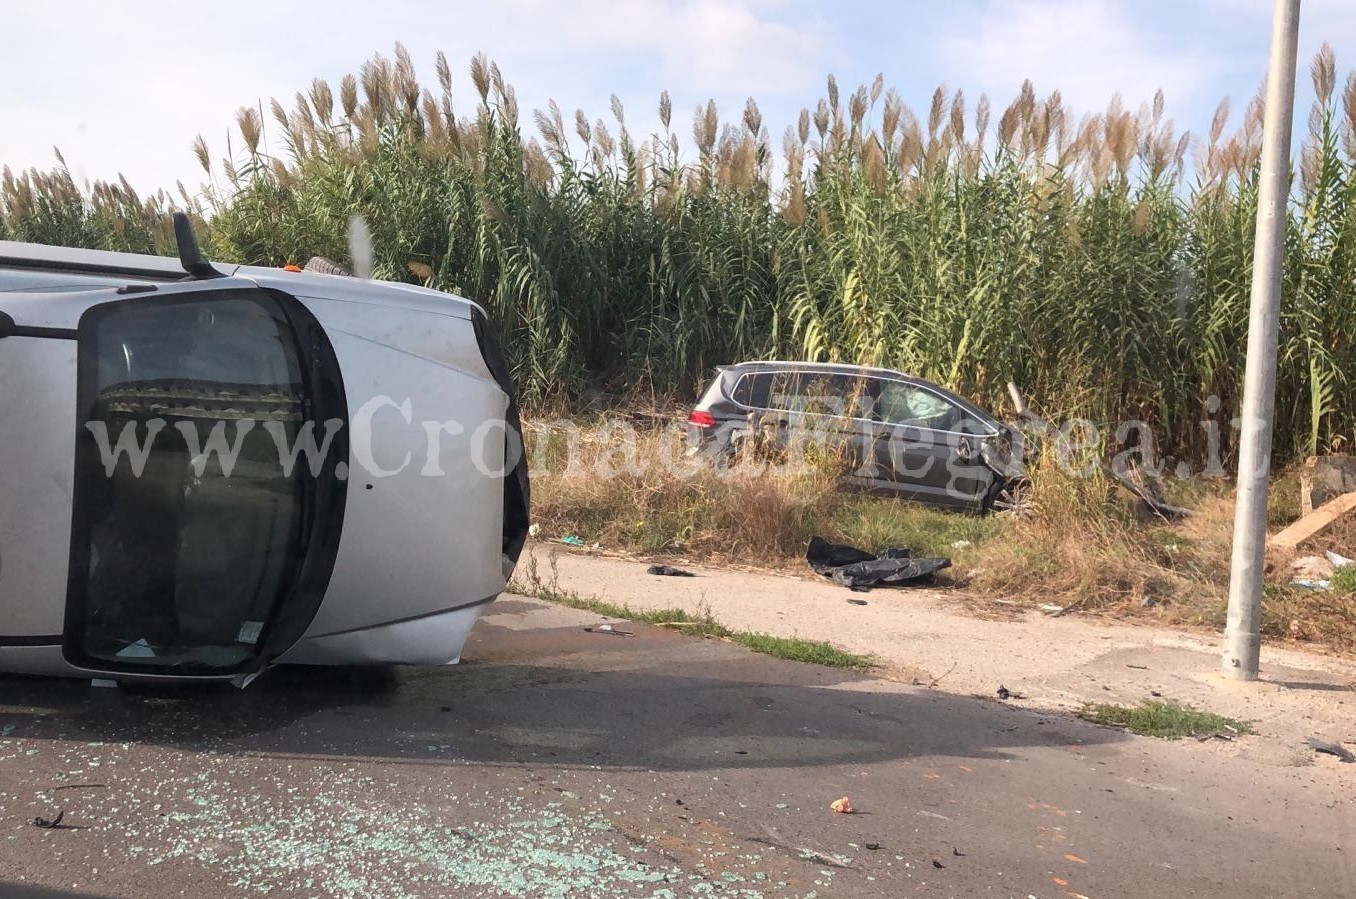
[500,0,824,94]
[0,0,825,195]
[938,0,1215,116]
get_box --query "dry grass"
[527,419,1001,570]
[529,417,1356,657]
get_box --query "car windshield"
[875,380,965,430]
[68,290,327,673]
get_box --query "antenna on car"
[172,212,226,280]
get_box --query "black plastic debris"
[647,564,696,577]
[33,810,64,829]
[1306,737,1356,762]
[996,685,1026,700]
[806,536,950,590]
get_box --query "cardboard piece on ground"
[1269,491,1356,550]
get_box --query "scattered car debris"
[931,859,946,869]
[829,797,854,814]
[847,598,869,606]
[1306,737,1356,763]
[915,662,958,688]
[583,624,634,637]
[864,842,881,851]
[1112,465,1194,520]
[749,825,853,868]
[646,564,696,577]
[806,536,950,591]
[996,686,1026,700]
[32,811,64,829]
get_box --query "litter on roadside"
[1305,737,1356,763]
[1290,556,1335,581]
[1112,465,1194,521]
[996,685,1026,700]
[806,536,950,591]
[561,535,586,546]
[1290,578,1332,591]
[584,624,634,637]
[646,564,696,577]
[829,796,854,814]
[32,811,64,829]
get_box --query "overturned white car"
[0,216,528,683]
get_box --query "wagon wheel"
[990,478,1034,517]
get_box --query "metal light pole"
[1223,0,1302,680]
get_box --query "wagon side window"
[769,372,870,419]
[731,372,772,408]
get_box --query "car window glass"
[767,371,869,418]
[875,380,964,430]
[74,292,311,673]
[732,372,771,408]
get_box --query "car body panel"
[284,312,507,640]
[0,334,77,640]
[0,243,526,682]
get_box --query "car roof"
[0,240,484,321]
[0,240,215,282]
[720,359,919,379]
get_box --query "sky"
[3,0,1355,198]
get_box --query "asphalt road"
[0,596,1351,898]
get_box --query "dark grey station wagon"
[686,361,1024,512]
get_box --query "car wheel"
[989,478,1033,517]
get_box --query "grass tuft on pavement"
[512,557,873,670]
[1077,700,1254,740]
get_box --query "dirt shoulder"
[522,543,1356,770]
